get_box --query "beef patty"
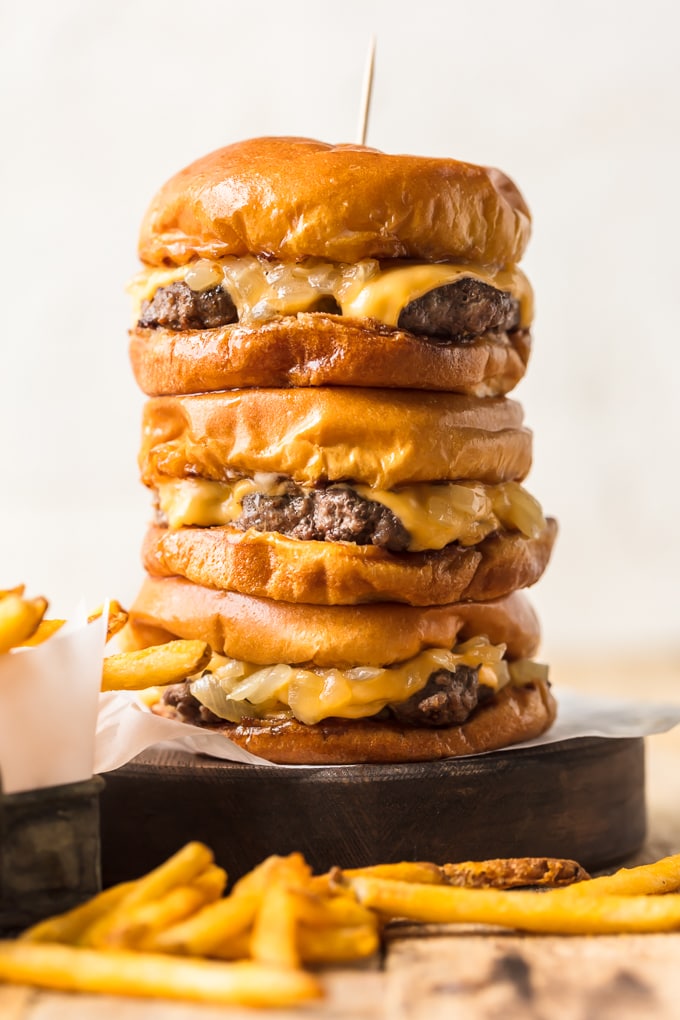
[138,277,519,343]
[389,664,485,726]
[154,481,409,550]
[163,482,408,552]
[161,663,487,730]
[398,278,520,342]
[139,282,237,330]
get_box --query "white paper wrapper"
[0,608,108,794]
[93,685,680,774]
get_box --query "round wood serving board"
[99,736,646,885]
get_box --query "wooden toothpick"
[357,36,376,146]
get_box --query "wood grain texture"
[384,932,680,1020]
[99,736,645,887]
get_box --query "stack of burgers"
[126,137,557,764]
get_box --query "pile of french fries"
[0,587,211,693]
[0,842,378,1006]
[1,843,680,1006]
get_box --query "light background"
[1,0,678,661]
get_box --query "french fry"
[0,594,48,653]
[81,843,213,948]
[305,872,337,897]
[231,853,306,897]
[350,876,680,934]
[0,586,25,598]
[20,618,66,646]
[101,640,211,691]
[147,892,261,957]
[13,597,130,649]
[118,843,215,907]
[250,882,300,970]
[210,930,251,961]
[19,882,135,944]
[441,857,590,889]
[558,853,680,897]
[290,886,377,930]
[192,864,228,900]
[298,924,380,964]
[247,855,312,970]
[101,866,226,951]
[340,862,444,885]
[148,856,291,956]
[88,600,129,642]
[107,885,218,951]
[19,600,131,649]
[0,942,321,1006]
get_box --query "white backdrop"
[1,0,679,657]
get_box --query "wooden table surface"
[2,655,679,1020]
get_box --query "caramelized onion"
[184,259,223,292]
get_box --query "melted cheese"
[189,638,514,726]
[156,477,545,552]
[342,263,532,328]
[129,255,533,330]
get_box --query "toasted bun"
[142,518,557,607]
[126,576,542,667]
[140,389,532,489]
[153,680,556,764]
[138,137,531,268]
[130,317,532,397]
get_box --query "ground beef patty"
[398,278,520,342]
[161,682,221,726]
[139,282,237,330]
[161,663,487,729]
[389,664,486,726]
[234,483,410,552]
[138,277,519,342]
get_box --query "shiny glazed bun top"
[138,137,531,268]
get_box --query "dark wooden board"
[100,737,646,886]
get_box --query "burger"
[126,136,557,764]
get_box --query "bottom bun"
[153,680,556,765]
[130,317,531,396]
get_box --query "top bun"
[138,137,531,268]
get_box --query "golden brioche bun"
[142,518,557,607]
[129,317,532,397]
[138,137,531,269]
[126,576,541,667]
[140,389,532,489]
[152,680,555,764]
